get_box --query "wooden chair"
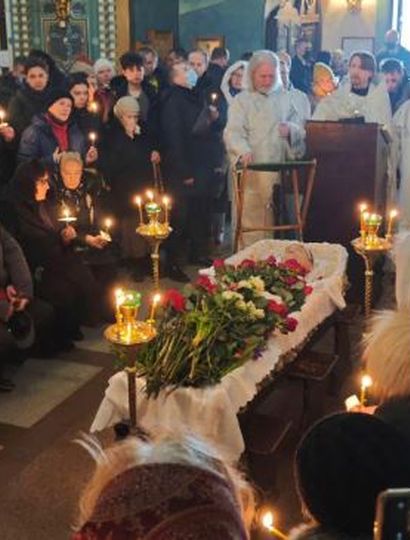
[233,159,317,251]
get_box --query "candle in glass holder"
[135,196,143,223]
[162,195,170,224]
[360,374,373,406]
[386,209,398,238]
[89,131,97,145]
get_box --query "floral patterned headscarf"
[72,462,248,540]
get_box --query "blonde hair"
[74,433,255,530]
[364,309,410,399]
[60,151,83,169]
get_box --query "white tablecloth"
[91,240,348,461]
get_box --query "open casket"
[91,240,348,461]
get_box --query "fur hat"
[295,412,410,536]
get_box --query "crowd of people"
[0,30,410,388]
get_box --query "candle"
[89,101,98,114]
[89,131,97,145]
[162,195,170,224]
[0,107,7,127]
[210,92,218,104]
[149,293,161,321]
[359,202,367,233]
[104,217,112,233]
[135,196,143,223]
[146,190,154,202]
[261,511,288,540]
[360,374,373,407]
[386,209,398,238]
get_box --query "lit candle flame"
[89,132,97,145]
[361,374,373,389]
[0,108,5,123]
[90,101,98,113]
[389,209,398,219]
[149,292,162,322]
[146,190,154,201]
[359,202,368,213]
[104,218,112,230]
[162,195,170,223]
[261,511,288,540]
[135,195,143,224]
[210,92,218,103]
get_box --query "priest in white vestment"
[224,50,306,247]
[393,101,410,230]
[312,52,392,127]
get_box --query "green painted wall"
[131,0,179,43]
[179,0,266,61]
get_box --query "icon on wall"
[195,36,225,55]
[44,19,87,62]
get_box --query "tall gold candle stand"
[135,190,172,291]
[104,289,157,432]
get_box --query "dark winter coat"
[100,119,153,215]
[18,113,88,167]
[0,73,22,108]
[160,84,226,196]
[71,107,103,140]
[290,55,312,95]
[8,83,52,137]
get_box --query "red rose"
[285,316,298,332]
[163,289,186,312]
[195,275,217,294]
[283,258,307,276]
[267,300,288,317]
[266,255,277,267]
[284,275,298,286]
[304,285,313,295]
[213,258,225,269]
[239,258,256,269]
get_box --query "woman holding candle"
[100,96,152,281]
[11,159,103,343]
[17,88,98,168]
[68,73,102,140]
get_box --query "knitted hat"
[46,87,74,110]
[295,412,410,536]
[113,96,140,119]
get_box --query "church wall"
[178,0,265,61]
[131,0,179,44]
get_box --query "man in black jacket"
[161,61,221,280]
[290,38,312,95]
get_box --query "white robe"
[224,88,306,247]
[393,100,410,230]
[312,78,392,128]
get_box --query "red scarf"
[45,113,69,151]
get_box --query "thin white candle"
[135,196,143,223]
[162,195,170,224]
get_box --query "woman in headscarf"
[311,62,338,111]
[72,434,254,539]
[224,50,306,247]
[221,60,248,106]
[12,160,102,344]
[100,96,152,280]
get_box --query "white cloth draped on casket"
[91,240,348,461]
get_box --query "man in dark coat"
[290,38,312,95]
[207,47,230,89]
[377,29,410,72]
[0,56,26,108]
[18,88,97,169]
[160,61,225,278]
[0,224,54,390]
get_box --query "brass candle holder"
[352,204,397,318]
[104,289,157,432]
[135,190,172,291]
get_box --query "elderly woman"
[17,88,98,168]
[100,96,152,280]
[12,160,102,344]
[224,50,306,247]
[72,434,254,539]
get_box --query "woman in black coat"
[12,160,103,344]
[68,73,102,140]
[8,57,52,139]
[100,96,153,279]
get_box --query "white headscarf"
[221,60,248,105]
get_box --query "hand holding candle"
[261,511,288,540]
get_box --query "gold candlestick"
[104,289,157,433]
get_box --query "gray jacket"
[0,225,33,322]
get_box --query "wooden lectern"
[304,121,390,302]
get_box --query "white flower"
[254,308,265,319]
[249,276,265,292]
[237,280,251,289]
[222,290,243,301]
[236,299,248,311]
